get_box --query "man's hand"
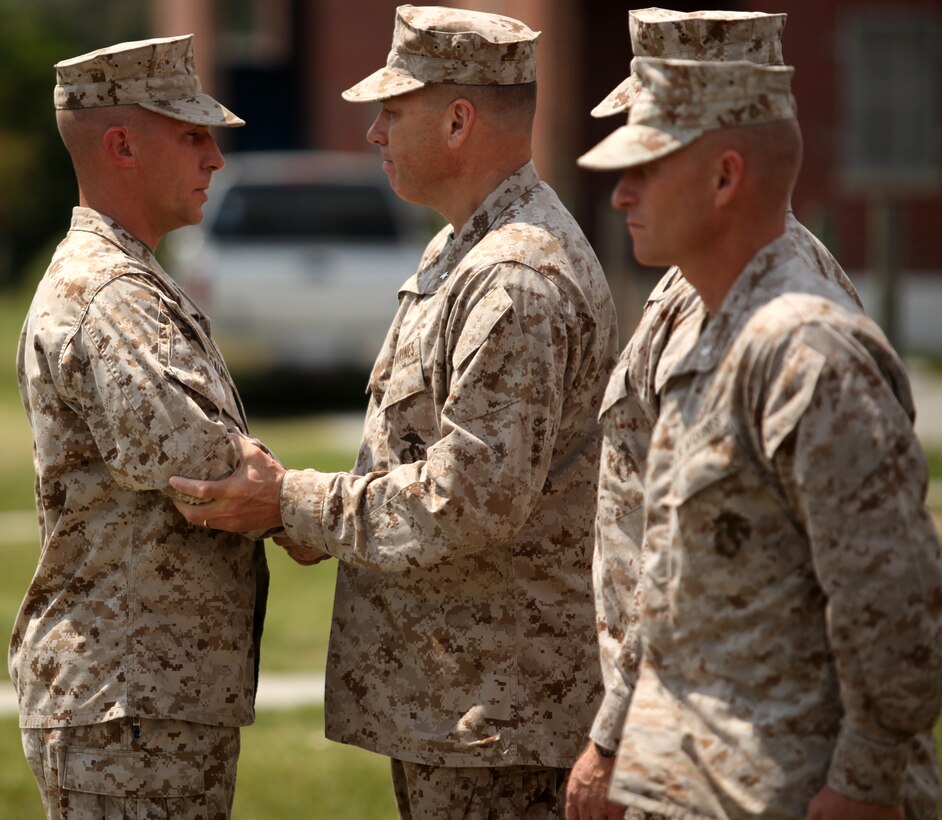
[170,433,286,533]
[565,741,625,820]
[272,534,333,567]
[806,786,903,820]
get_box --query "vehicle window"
[212,182,399,240]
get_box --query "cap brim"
[139,94,244,127]
[590,75,642,118]
[577,123,703,171]
[342,65,426,103]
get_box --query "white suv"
[163,151,435,380]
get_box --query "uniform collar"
[669,231,793,380]
[70,206,161,271]
[69,206,210,326]
[400,160,541,296]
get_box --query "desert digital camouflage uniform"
[14,35,264,815]
[391,759,569,818]
[14,207,266,730]
[584,5,863,757]
[606,233,942,819]
[588,213,863,754]
[280,159,618,768]
[577,56,942,819]
[280,2,616,783]
[21,716,240,819]
[14,207,268,725]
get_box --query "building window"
[839,8,940,192]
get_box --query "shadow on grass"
[234,368,371,419]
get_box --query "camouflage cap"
[342,4,540,102]
[592,8,786,118]
[54,34,244,127]
[578,58,796,171]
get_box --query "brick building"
[152,0,942,347]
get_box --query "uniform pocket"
[452,287,514,371]
[378,351,426,412]
[672,435,742,505]
[375,339,436,465]
[57,744,205,797]
[157,298,232,418]
[669,419,752,561]
[598,361,630,420]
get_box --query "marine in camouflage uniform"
[288,154,616,766]
[590,214,863,751]
[170,6,617,818]
[578,56,942,818]
[569,17,868,820]
[13,36,267,819]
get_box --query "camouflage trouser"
[391,759,569,819]
[21,716,240,820]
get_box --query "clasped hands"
[170,432,331,566]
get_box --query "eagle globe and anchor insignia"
[400,431,427,463]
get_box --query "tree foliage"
[0,1,149,288]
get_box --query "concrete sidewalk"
[0,672,325,717]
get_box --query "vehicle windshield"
[212,182,400,241]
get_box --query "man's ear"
[445,98,476,148]
[714,149,744,208]
[102,126,136,168]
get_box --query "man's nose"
[367,114,387,146]
[611,175,638,210]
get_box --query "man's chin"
[631,245,664,268]
[390,184,421,206]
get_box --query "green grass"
[249,415,360,474]
[234,707,395,820]
[0,716,41,820]
[0,294,35,513]
[260,544,338,673]
[927,449,942,485]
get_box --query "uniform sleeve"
[280,264,573,572]
[589,362,649,750]
[58,276,240,493]
[589,437,644,750]
[589,275,697,750]
[765,325,942,805]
